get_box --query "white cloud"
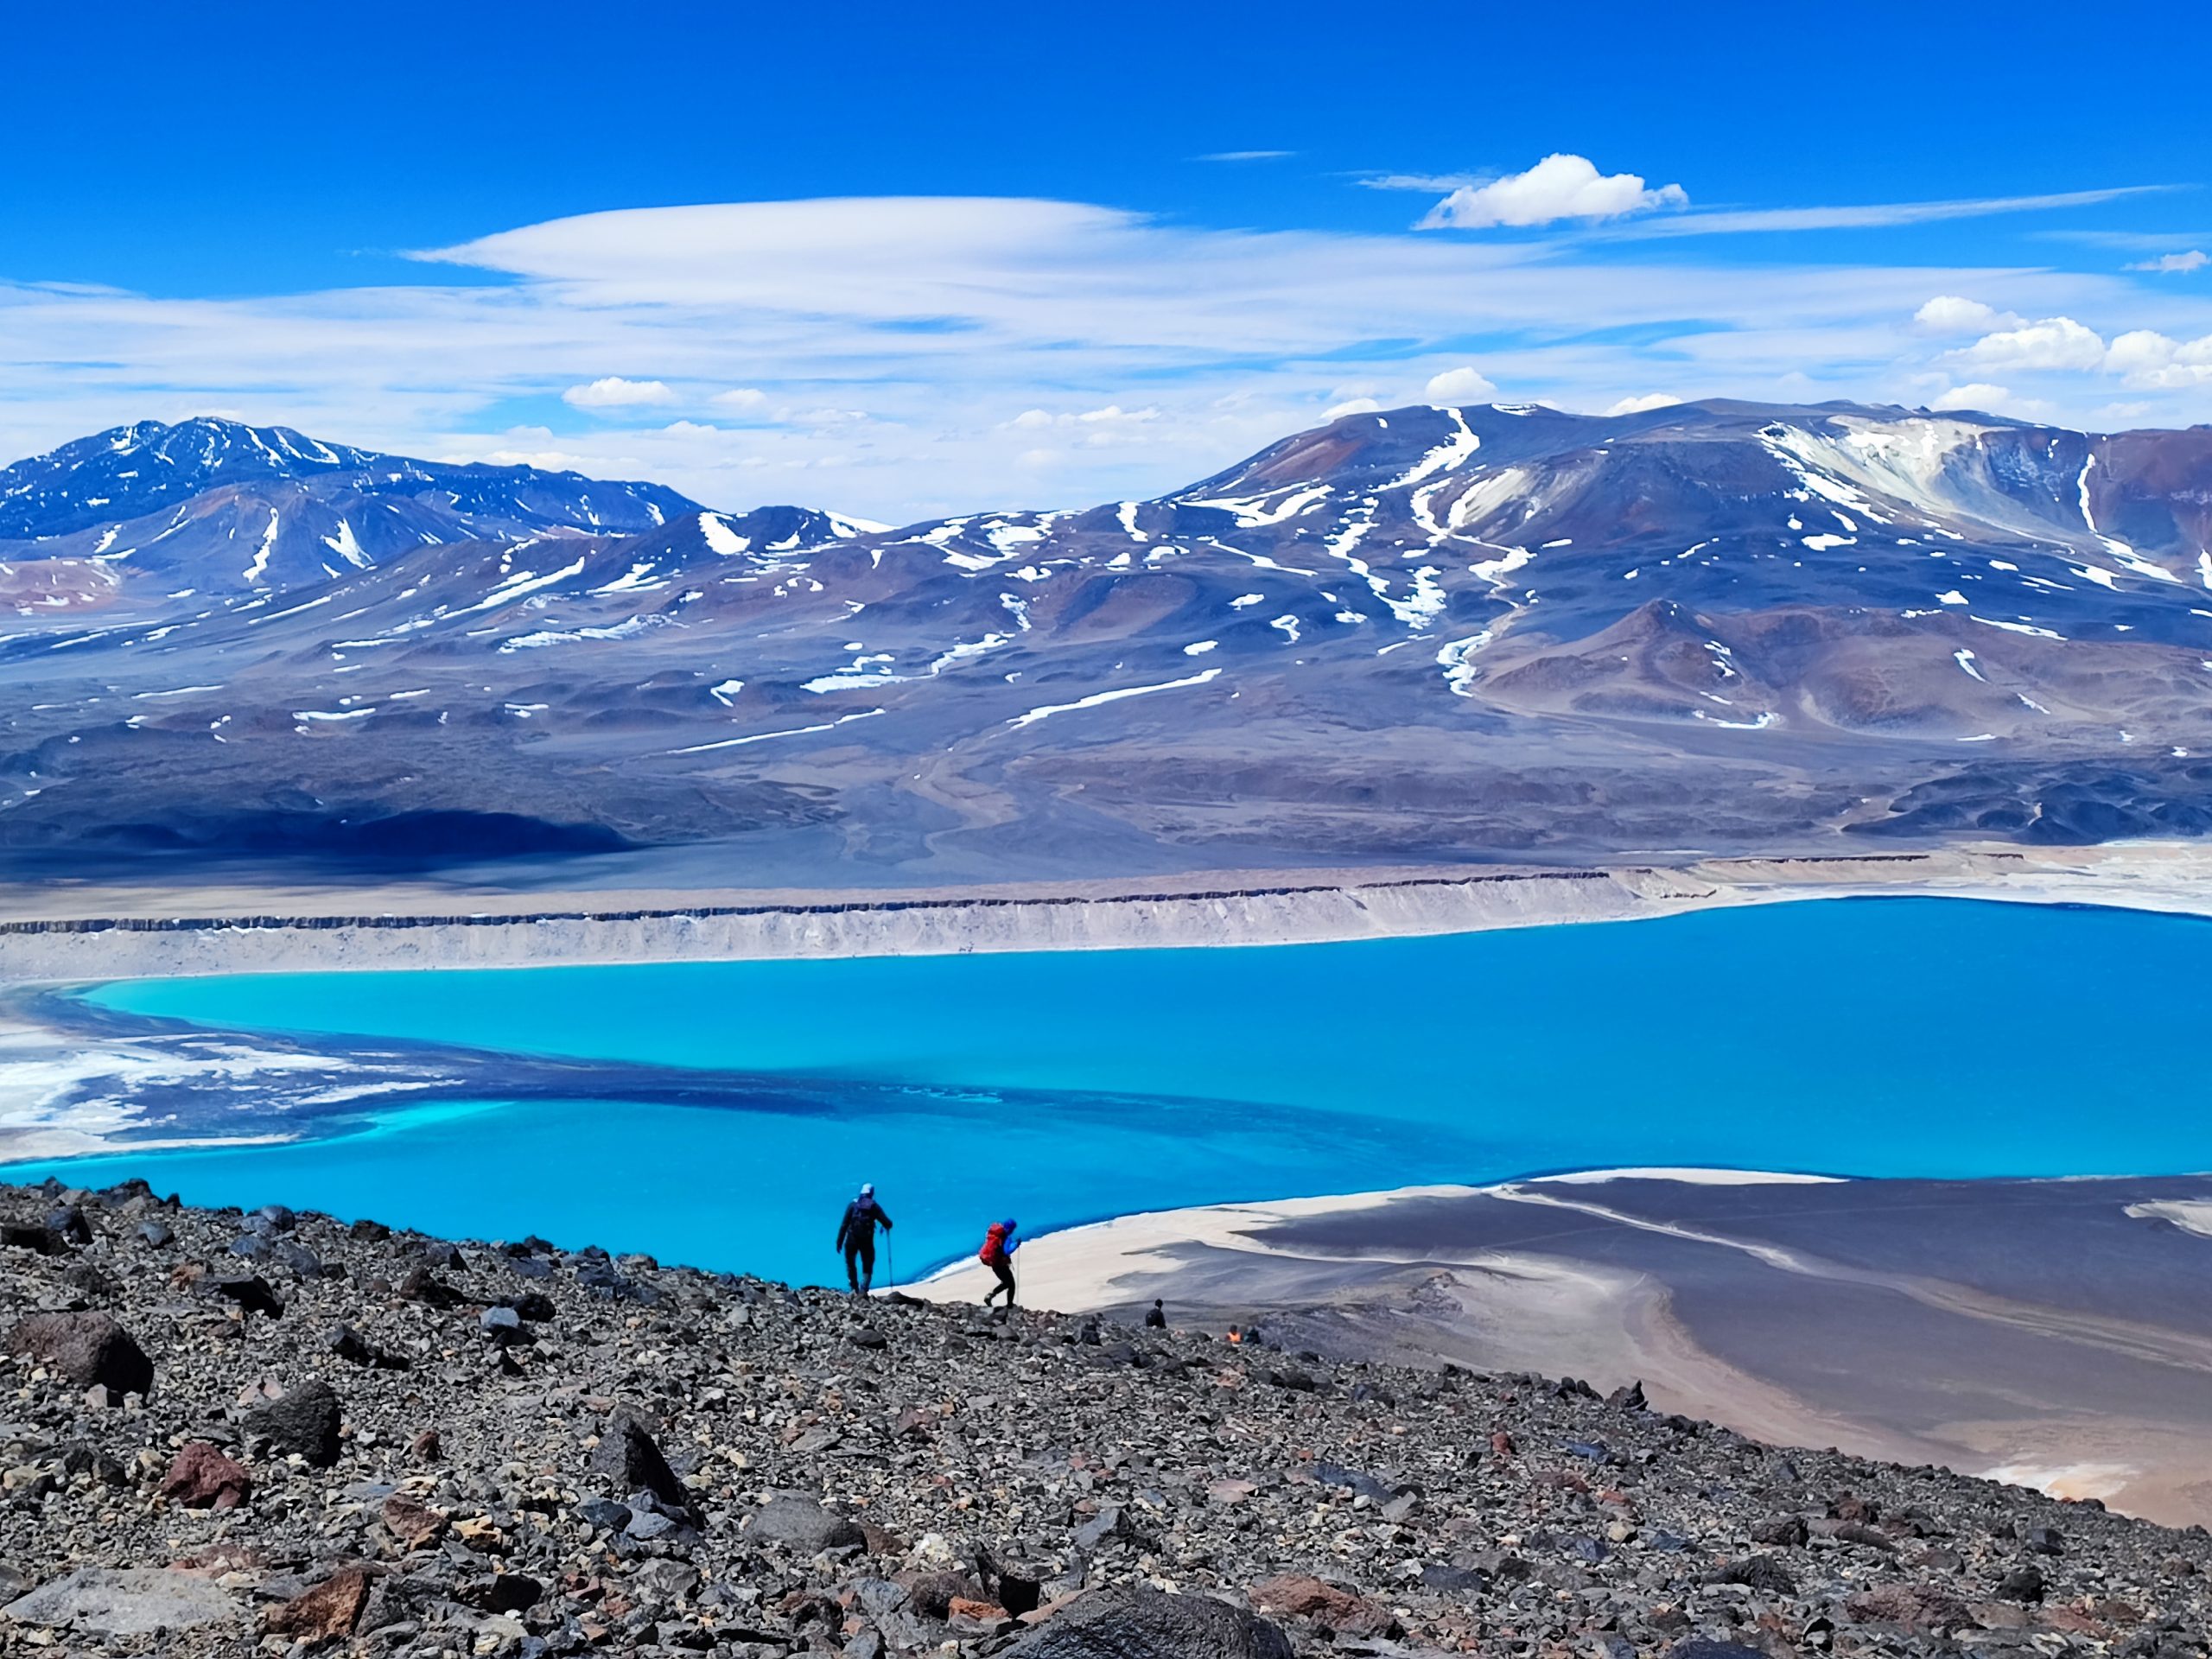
[562,376,676,409]
[2103,328,2212,388]
[2128,250,2209,274]
[1604,392,1681,416]
[1914,296,2022,335]
[1358,173,1483,194]
[1424,365,1497,404]
[1417,155,1688,231]
[1,194,2206,520]
[1604,186,2161,239]
[1325,397,1383,419]
[1930,383,2015,413]
[1195,149,1294,162]
[711,387,768,410]
[1948,315,2109,372]
[1943,315,2212,390]
[1000,404,1164,447]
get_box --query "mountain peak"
[0,419,705,570]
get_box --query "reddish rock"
[264,1567,372,1643]
[1249,1574,1401,1639]
[950,1596,1010,1623]
[1490,1430,1516,1456]
[1844,1582,1974,1634]
[409,1427,442,1462]
[381,1493,449,1551]
[161,1442,251,1510]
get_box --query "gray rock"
[1006,1584,1291,1659]
[3,1567,239,1637]
[752,1496,865,1554]
[4,1312,153,1397]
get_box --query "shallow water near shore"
[16,896,2212,1286]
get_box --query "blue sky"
[5,0,2209,518]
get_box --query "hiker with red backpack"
[979,1217,1019,1307]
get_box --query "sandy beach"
[912,1170,2212,1529]
[4,837,2212,985]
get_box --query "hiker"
[1144,1298,1167,1330]
[835,1183,893,1294]
[979,1217,1019,1307]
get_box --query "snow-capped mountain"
[3,401,2209,877]
[0,416,703,596]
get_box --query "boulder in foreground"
[1007,1584,1292,1659]
[3,1567,238,1637]
[4,1311,153,1396]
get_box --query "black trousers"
[984,1255,1015,1304]
[844,1240,875,1291]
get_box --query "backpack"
[979,1221,1010,1264]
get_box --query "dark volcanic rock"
[589,1408,692,1516]
[245,1378,342,1466]
[1009,1584,1293,1659]
[5,1311,153,1395]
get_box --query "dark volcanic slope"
[3,404,2211,880]
[4,1178,2209,1657]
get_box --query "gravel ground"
[1,1177,2206,1658]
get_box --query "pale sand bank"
[910,1173,2212,1528]
[4,838,2212,984]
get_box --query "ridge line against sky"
[3,0,2209,522]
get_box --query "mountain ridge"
[1,399,2209,878]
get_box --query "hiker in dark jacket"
[979,1217,1019,1307]
[1144,1298,1167,1330]
[835,1183,893,1294]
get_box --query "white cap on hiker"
[860,1182,874,1198]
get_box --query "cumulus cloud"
[1325,397,1383,419]
[2128,250,2209,273]
[1913,296,2023,335]
[1930,383,2016,413]
[2103,328,2212,387]
[1418,155,1688,231]
[1424,365,1497,404]
[711,387,768,410]
[563,377,676,409]
[1945,315,2212,389]
[1947,315,2109,372]
[1604,392,1681,416]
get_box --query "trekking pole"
[887,1235,896,1294]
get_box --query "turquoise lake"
[16,897,2212,1287]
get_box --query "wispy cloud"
[1194,149,1294,162]
[1593,185,2168,239]
[2130,249,2209,273]
[0,196,2206,520]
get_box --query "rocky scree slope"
[0,1179,2207,1657]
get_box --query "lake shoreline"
[4,837,2212,984]
[912,1171,2212,1529]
